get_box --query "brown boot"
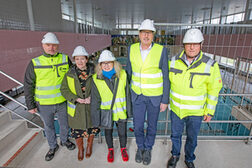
[75,138,84,161]
[86,134,94,158]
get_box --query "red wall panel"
[0,30,111,92]
[175,34,252,60]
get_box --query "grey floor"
[2,95,252,168]
[17,138,252,168]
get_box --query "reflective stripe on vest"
[170,56,176,69]
[132,81,163,89]
[92,70,127,121]
[171,98,204,110]
[204,59,215,73]
[66,76,77,117]
[101,97,126,106]
[207,104,216,110]
[35,92,62,99]
[132,72,163,78]
[32,54,68,105]
[36,84,61,90]
[130,43,163,96]
[171,90,206,101]
[207,94,218,101]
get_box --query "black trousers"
[105,120,127,148]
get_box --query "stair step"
[0,129,42,167]
[0,111,11,127]
[0,120,27,153]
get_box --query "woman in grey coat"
[91,50,132,163]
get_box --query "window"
[226,15,234,23]
[211,18,220,24]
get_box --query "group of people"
[24,19,222,168]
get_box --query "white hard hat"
[41,32,59,44]
[98,50,115,63]
[183,28,204,44]
[138,19,156,32]
[72,46,89,57]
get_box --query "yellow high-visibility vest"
[92,70,127,121]
[169,50,223,119]
[130,43,163,96]
[66,76,77,117]
[32,53,69,105]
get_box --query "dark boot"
[185,161,195,168]
[135,148,144,163]
[60,139,76,150]
[86,134,94,158]
[45,144,59,161]
[167,156,179,168]
[75,138,84,161]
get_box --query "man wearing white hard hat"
[91,50,132,163]
[126,19,169,165]
[167,28,222,168]
[24,32,75,161]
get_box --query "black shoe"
[185,161,195,168]
[167,156,179,168]
[135,148,144,163]
[60,139,76,150]
[142,149,151,165]
[45,144,59,161]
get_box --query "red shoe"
[121,147,129,162]
[107,148,114,163]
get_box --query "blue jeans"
[37,101,69,149]
[170,110,203,162]
[133,94,160,150]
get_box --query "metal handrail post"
[0,91,27,109]
[163,109,169,145]
[0,104,44,130]
[245,123,252,144]
[0,70,24,86]
[0,91,40,117]
[98,132,102,144]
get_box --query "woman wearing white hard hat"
[60,45,100,161]
[91,50,132,163]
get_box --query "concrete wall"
[0,0,63,32]
[62,20,75,33]
[0,0,29,29]
[0,30,111,92]
[32,0,63,31]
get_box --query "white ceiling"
[61,0,250,29]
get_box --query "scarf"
[102,68,116,79]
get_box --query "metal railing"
[0,70,43,130]
[123,94,252,145]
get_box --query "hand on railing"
[28,108,37,114]
[160,103,168,112]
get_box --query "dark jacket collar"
[43,52,60,57]
[97,73,116,80]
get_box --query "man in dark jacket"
[126,19,169,165]
[24,32,75,161]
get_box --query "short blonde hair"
[95,61,122,79]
